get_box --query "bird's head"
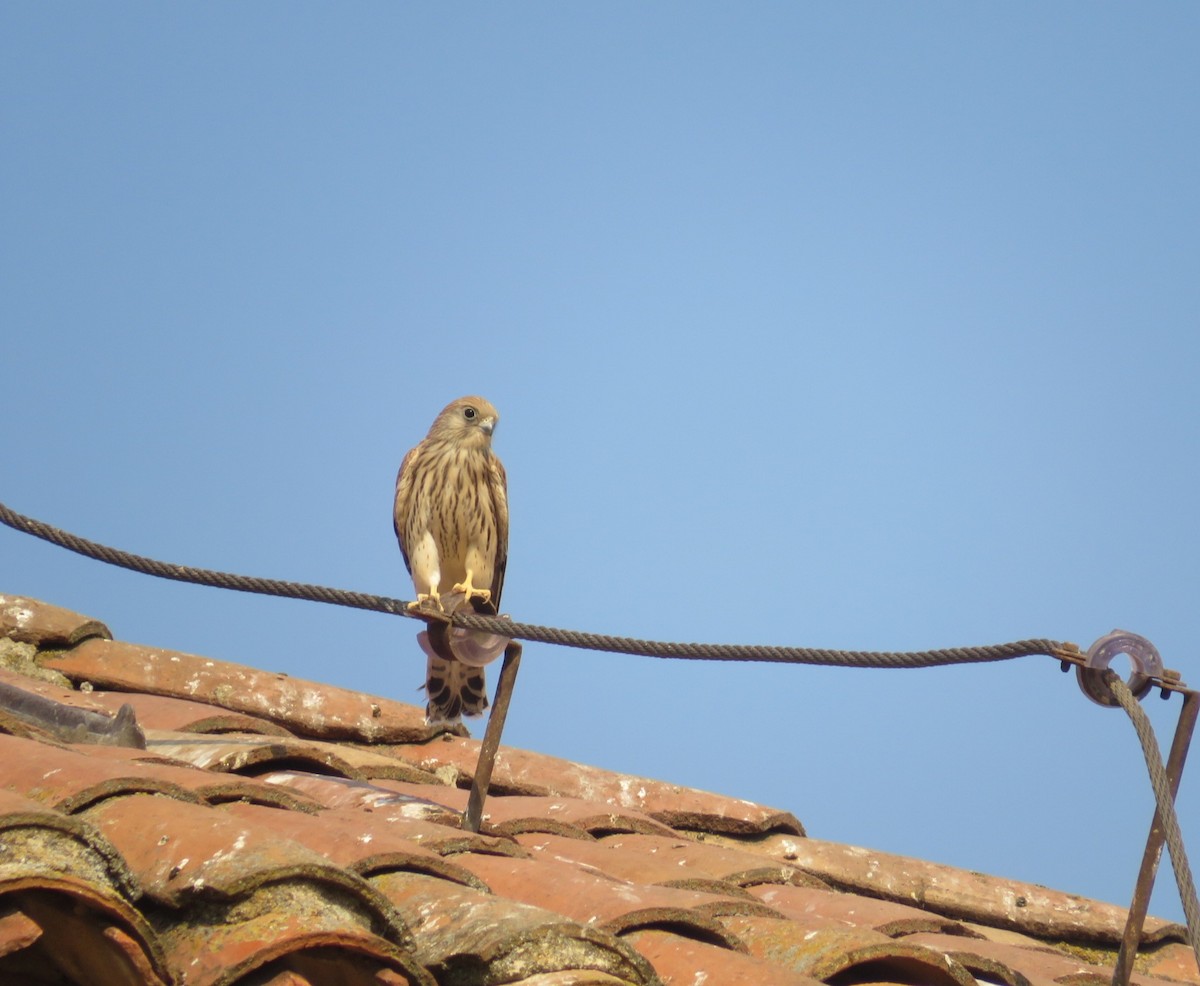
[427,395,500,448]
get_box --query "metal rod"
[463,641,523,833]
[1112,689,1199,986]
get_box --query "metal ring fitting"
[1076,629,1163,707]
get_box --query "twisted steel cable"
[1106,672,1200,966]
[1,499,1067,667]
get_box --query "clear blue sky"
[3,4,1198,923]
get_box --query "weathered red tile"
[0,874,170,985]
[480,795,679,839]
[255,772,466,827]
[0,666,116,719]
[708,834,1184,946]
[371,870,657,986]
[748,883,972,936]
[451,852,776,940]
[0,594,111,648]
[80,792,401,930]
[366,778,470,814]
[0,787,136,898]
[720,913,977,986]
[219,802,488,889]
[0,905,41,957]
[367,781,681,841]
[506,973,640,985]
[1140,941,1200,985]
[8,587,1192,986]
[624,927,823,985]
[0,731,209,811]
[73,744,325,811]
[378,735,804,836]
[88,689,295,736]
[143,729,437,783]
[239,773,531,859]
[904,931,1116,986]
[156,908,431,986]
[42,638,436,742]
[588,832,829,889]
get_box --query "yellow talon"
[451,569,491,606]
[407,591,444,612]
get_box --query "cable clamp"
[1076,630,1163,708]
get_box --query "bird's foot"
[450,570,491,609]
[407,591,444,613]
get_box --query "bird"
[394,396,508,724]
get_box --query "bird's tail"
[424,653,489,725]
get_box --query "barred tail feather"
[425,655,489,725]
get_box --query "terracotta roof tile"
[903,931,1134,986]
[42,637,439,743]
[747,882,973,936]
[1140,942,1200,984]
[704,832,1189,946]
[0,592,1194,986]
[372,870,657,984]
[718,914,978,986]
[218,801,490,889]
[0,594,111,648]
[452,850,782,942]
[376,735,805,836]
[0,872,172,985]
[143,729,439,783]
[89,689,297,737]
[75,744,327,811]
[516,831,831,892]
[479,795,681,839]
[623,928,823,984]
[505,974,642,985]
[0,786,137,898]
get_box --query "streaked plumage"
[394,396,508,723]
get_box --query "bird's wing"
[393,443,421,575]
[488,453,508,609]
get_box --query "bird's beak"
[479,417,496,436]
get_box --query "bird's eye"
[463,407,477,420]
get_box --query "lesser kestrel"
[394,396,508,723]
